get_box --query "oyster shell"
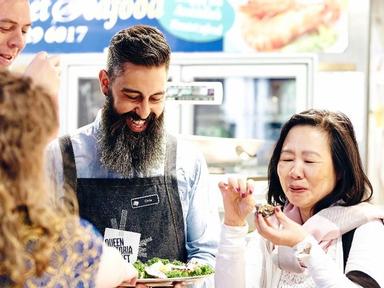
[255,204,275,218]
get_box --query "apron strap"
[163,134,187,261]
[59,135,78,193]
[165,134,177,174]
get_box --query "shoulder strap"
[164,133,177,175]
[342,228,356,271]
[58,135,78,193]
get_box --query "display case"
[170,53,315,177]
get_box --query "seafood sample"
[255,203,276,218]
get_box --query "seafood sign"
[24,0,234,53]
[24,0,349,53]
[26,0,164,52]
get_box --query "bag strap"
[342,228,356,271]
[58,135,77,193]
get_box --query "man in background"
[0,0,60,97]
[47,25,220,287]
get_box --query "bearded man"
[47,25,219,287]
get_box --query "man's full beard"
[98,96,165,176]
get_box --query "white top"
[215,220,384,288]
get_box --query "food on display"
[133,257,214,279]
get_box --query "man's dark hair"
[267,109,373,214]
[106,24,171,81]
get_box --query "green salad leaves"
[133,257,214,279]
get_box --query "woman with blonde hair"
[0,70,137,287]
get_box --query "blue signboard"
[24,0,349,54]
[24,0,235,53]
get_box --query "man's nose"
[135,101,151,120]
[8,29,25,50]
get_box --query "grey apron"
[59,135,187,262]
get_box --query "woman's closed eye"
[303,156,321,164]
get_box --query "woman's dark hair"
[267,109,373,214]
[106,24,171,81]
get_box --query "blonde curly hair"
[0,70,74,286]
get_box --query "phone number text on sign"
[27,0,164,46]
[27,25,88,44]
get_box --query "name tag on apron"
[104,228,141,263]
[131,194,159,209]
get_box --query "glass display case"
[172,54,315,176]
[174,55,314,137]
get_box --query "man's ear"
[99,69,110,96]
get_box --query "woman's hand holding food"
[254,206,308,247]
[218,177,256,227]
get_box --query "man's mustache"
[121,111,152,121]
[109,111,155,135]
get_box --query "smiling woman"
[215,109,384,288]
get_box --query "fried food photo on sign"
[239,0,343,51]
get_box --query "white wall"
[313,71,366,165]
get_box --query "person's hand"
[24,51,61,99]
[218,177,256,227]
[122,276,137,287]
[120,263,138,287]
[254,206,308,247]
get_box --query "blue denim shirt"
[46,113,220,270]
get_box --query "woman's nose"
[288,162,304,179]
